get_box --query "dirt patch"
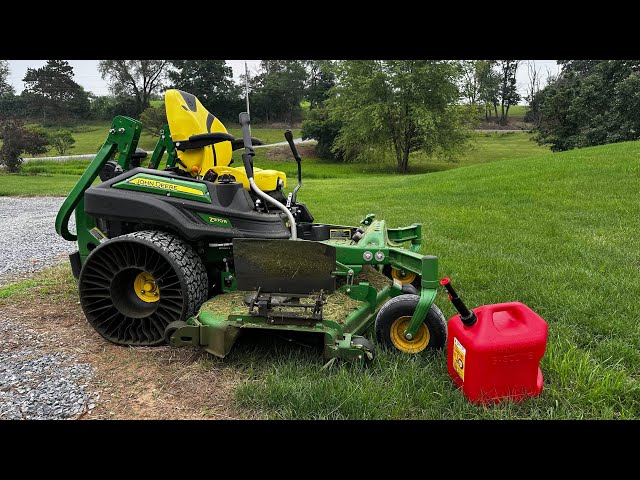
[0,267,253,420]
[265,144,317,161]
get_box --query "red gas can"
[441,279,548,404]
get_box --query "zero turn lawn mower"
[55,89,447,364]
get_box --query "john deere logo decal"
[197,212,232,228]
[128,177,204,196]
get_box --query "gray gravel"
[0,199,94,419]
[0,197,76,283]
[0,319,98,420]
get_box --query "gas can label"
[453,337,466,381]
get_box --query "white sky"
[7,60,559,101]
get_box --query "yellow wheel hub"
[134,271,160,303]
[391,268,417,285]
[390,316,430,353]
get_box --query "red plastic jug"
[441,278,548,404]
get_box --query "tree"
[524,61,542,124]
[49,130,75,155]
[301,107,344,160]
[22,60,90,122]
[98,60,169,116]
[89,94,138,120]
[139,103,168,136]
[0,119,51,172]
[497,60,521,126]
[0,60,14,97]
[460,60,482,105]
[167,60,242,121]
[304,60,336,109]
[531,60,640,151]
[248,60,307,124]
[475,61,500,120]
[328,60,472,173]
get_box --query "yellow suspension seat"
[164,89,286,191]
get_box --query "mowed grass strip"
[232,141,640,419]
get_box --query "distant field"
[506,104,528,121]
[251,131,548,178]
[33,121,301,157]
[6,131,549,196]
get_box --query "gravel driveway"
[0,197,76,284]
[0,197,97,420]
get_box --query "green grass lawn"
[2,132,638,419]
[229,141,640,419]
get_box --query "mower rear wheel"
[78,230,208,346]
[375,295,446,354]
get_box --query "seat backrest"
[165,89,233,174]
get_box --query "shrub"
[0,119,51,172]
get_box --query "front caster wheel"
[375,295,447,354]
[382,265,421,289]
[351,336,376,365]
[164,320,188,345]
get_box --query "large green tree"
[328,60,471,173]
[98,60,168,116]
[531,60,640,151]
[167,60,242,121]
[0,60,14,97]
[249,60,307,124]
[22,60,90,121]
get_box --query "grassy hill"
[232,141,640,419]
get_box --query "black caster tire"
[351,336,376,365]
[375,294,447,354]
[164,320,188,344]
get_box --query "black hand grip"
[440,278,477,326]
[230,137,264,151]
[187,132,235,147]
[238,112,254,179]
[285,129,301,162]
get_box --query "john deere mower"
[55,89,447,363]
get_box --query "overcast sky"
[7,60,560,100]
